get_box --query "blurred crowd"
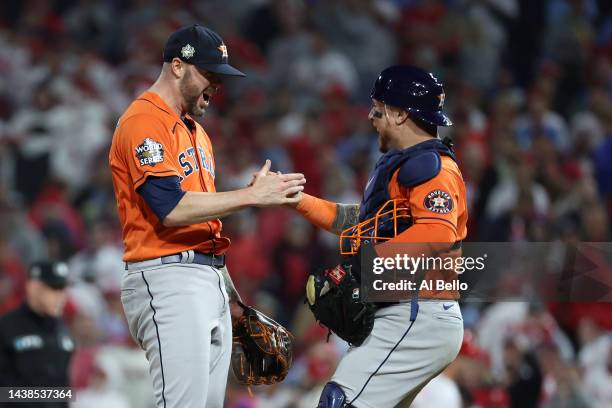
[0,0,612,407]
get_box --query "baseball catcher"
[291,65,467,407]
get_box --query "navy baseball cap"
[371,65,452,126]
[163,24,245,77]
[29,261,70,289]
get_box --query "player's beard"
[378,129,391,153]
[180,70,206,117]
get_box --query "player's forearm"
[294,193,360,235]
[163,189,256,227]
[331,203,361,234]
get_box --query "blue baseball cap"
[371,65,452,126]
[163,24,246,77]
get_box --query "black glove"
[305,257,377,346]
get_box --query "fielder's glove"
[231,301,294,387]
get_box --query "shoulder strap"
[396,151,442,188]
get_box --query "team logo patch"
[424,190,454,214]
[181,44,195,59]
[438,92,445,108]
[218,44,228,59]
[135,138,164,167]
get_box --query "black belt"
[125,251,225,270]
[160,252,226,268]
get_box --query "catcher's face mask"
[340,199,412,255]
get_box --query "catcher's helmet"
[371,65,452,126]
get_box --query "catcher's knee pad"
[318,382,350,408]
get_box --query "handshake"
[246,159,306,207]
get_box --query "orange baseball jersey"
[109,91,230,261]
[388,155,467,240]
[387,155,468,299]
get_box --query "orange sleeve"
[295,193,338,232]
[375,223,457,259]
[117,114,182,190]
[407,169,460,235]
[380,164,463,248]
[392,221,456,243]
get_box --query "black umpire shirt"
[0,302,74,408]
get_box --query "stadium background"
[1,0,612,406]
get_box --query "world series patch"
[136,138,164,167]
[424,189,453,214]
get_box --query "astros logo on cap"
[438,93,445,108]
[218,44,228,59]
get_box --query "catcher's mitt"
[305,258,377,346]
[231,301,294,386]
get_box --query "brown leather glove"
[231,301,294,386]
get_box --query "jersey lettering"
[14,335,43,351]
[176,146,215,179]
[187,147,199,170]
[198,146,214,177]
[179,152,194,177]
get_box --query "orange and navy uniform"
[109,91,229,261]
[386,154,467,244]
[382,154,468,300]
[296,141,468,300]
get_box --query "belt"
[125,250,225,271]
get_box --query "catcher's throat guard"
[340,199,412,255]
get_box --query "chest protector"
[360,138,456,235]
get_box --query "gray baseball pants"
[332,300,464,408]
[120,259,231,408]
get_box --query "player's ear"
[169,58,185,79]
[394,107,409,126]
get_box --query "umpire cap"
[29,261,70,289]
[163,24,245,77]
[371,65,452,126]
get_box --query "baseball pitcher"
[109,24,303,408]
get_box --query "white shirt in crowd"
[412,373,462,408]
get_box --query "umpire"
[0,261,74,407]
